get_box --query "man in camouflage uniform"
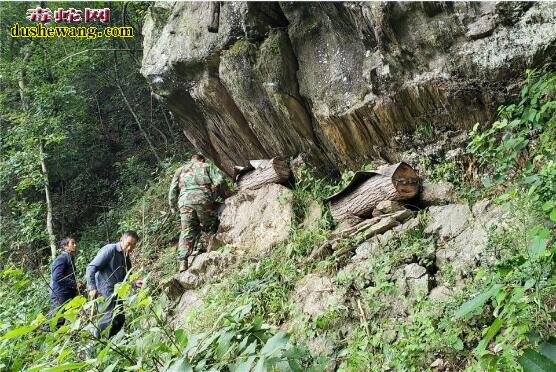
[168,154,225,272]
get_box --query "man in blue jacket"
[86,230,143,339]
[50,237,79,328]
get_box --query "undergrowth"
[0,70,554,371]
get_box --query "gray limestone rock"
[425,204,472,240]
[408,275,430,295]
[216,184,293,252]
[353,237,381,261]
[173,290,203,328]
[404,263,430,295]
[404,263,427,279]
[429,286,452,302]
[434,200,512,272]
[420,181,456,206]
[394,217,420,233]
[395,263,430,296]
[466,15,497,40]
[172,251,237,291]
[293,274,343,317]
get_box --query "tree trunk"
[235,158,291,190]
[18,50,31,108]
[326,162,419,221]
[39,141,57,258]
[19,48,57,258]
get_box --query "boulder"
[466,15,497,40]
[434,200,511,272]
[390,208,414,223]
[447,225,489,271]
[429,286,452,302]
[404,263,427,279]
[404,263,429,295]
[377,229,395,246]
[293,274,343,317]
[471,198,491,217]
[419,181,456,206]
[394,217,420,233]
[172,251,236,291]
[173,289,203,328]
[435,248,457,269]
[353,237,381,261]
[425,204,472,240]
[395,263,429,296]
[216,183,293,252]
[408,275,429,295]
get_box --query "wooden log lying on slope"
[325,162,419,221]
[307,208,414,262]
[234,158,291,191]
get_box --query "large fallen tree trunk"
[235,158,291,191]
[325,162,419,221]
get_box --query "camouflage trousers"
[178,203,218,261]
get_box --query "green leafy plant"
[456,70,556,370]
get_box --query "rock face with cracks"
[142,2,555,174]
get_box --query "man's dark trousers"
[94,296,125,339]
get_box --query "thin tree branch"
[112,51,162,163]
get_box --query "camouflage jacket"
[168,160,225,208]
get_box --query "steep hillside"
[158,68,555,369]
[0,2,555,371]
[0,69,554,371]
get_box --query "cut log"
[325,162,419,221]
[334,217,400,257]
[235,158,291,191]
[307,209,414,263]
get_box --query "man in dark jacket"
[50,237,78,328]
[86,231,143,338]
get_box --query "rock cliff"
[141,1,555,175]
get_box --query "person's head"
[120,230,140,254]
[60,237,77,256]
[191,153,205,162]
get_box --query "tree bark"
[307,209,414,263]
[236,158,291,190]
[327,163,419,221]
[18,50,31,108]
[39,141,57,258]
